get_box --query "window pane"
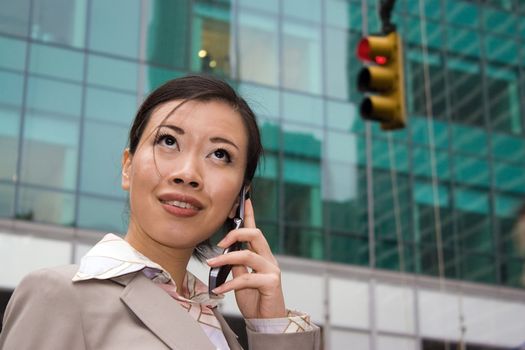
[89,0,140,58]
[453,155,490,188]
[77,195,126,233]
[446,1,479,28]
[494,162,525,194]
[485,35,518,65]
[326,100,364,133]
[282,21,321,94]
[483,7,517,36]
[190,2,231,77]
[258,119,279,153]
[145,0,189,70]
[406,0,442,19]
[447,27,480,58]
[238,0,278,13]
[0,107,21,182]
[324,0,361,30]
[144,65,185,94]
[26,76,82,118]
[325,131,366,164]
[16,187,75,226]
[324,27,357,101]
[87,54,138,92]
[20,113,79,190]
[460,253,496,284]
[486,65,522,134]
[282,91,323,127]
[283,0,321,23]
[330,233,368,266]
[0,70,24,107]
[0,0,30,36]
[491,133,525,163]
[30,43,84,81]
[252,176,278,222]
[412,148,451,180]
[0,183,15,218]
[238,83,279,118]
[85,87,136,126]
[283,226,324,260]
[238,10,278,86]
[376,239,415,273]
[0,36,27,71]
[410,117,449,149]
[404,17,443,49]
[372,139,409,173]
[451,124,487,155]
[80,120,128,198]
[31,0,86,47]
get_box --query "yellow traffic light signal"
[356,32,406,130]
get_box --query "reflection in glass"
[0,107,20,182]
[491,133,525,163]
[494,162,525,194]
[486,65,521,134]
[77,195,126,233]
[16,186,75,226]
[26,76,82,118]
[239,83,279,118]
[324,27,357,101]
[30,43,84,81]
[0,184,15,218]
[446,1,479,28]
[453,155,490,188]
[238,11,278,86]
[284,226,324,260]
[0,0,30,37]
[31,0,86,47]
[410,117,449,149]
[282,21,321,94]
[375,239,415,273]
[484,35,518,65]
[87,55,138,92]
[20,113,79,190]
[282,91,323,126]
[282,0,321,23]
[330,233,368,266]
[0,36,27,71]
[85,87,136,125]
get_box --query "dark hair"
[127,75,263,259]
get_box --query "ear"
[121,148,132,191]
[227,184,250,219]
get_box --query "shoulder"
[15,264,78,294]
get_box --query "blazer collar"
[117,272,216,350]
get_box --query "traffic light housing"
[356,32,406,130]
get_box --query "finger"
[217,228,274,261]
[211,272,280,295]
[206,250,279,274]
[231,264,249,278]
[243,198,256,229]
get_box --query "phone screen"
[208,186,247,296]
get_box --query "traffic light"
[356,31,406,130]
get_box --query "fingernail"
[211,287,220,294]
[217,240,226,248]
[206,258,216,265]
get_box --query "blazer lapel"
[213,309,243,350]
[118,272,216,350]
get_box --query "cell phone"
[208,186,248,296]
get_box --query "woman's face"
[122,99,248,249]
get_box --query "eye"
[211,149,231,163]
[156,133,178,149]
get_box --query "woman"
[0,75,320,349]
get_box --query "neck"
[124,221,193,290]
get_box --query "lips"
[157,193,203,217]
[160,199,198,210]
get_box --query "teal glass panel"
[405,0,442,20]
[451,125,487,156]
[373,171,412,241]
[454,155,490,188]
[372,139,409,173]
[326,131,365,165]
[87,55,138,92]
[85,87,136,126]
[500,258,524,288]
[0,0,30,36]
[410,117,449,149]
[460,253,496,284]
[326,100,364,133]
[80,120,128,198]
[190,2,231,77]
[283,0,321,23]
[412,147,451,180]
[376,240,415,273]
[520,17,525,39]
[494,194,522,259]
[406,49,446,119]
[0,70,24,107]
[239,83,279,119]
[26,76,82,117]
[258,222,279,253]
[330,233,368,266]
[31,0,86,48]
[486,65,521,134]
[258,119,279,153]
[238,10,278,86]
[0,107,20,182]
[282,91,323,127]
[455,187,489,214]
[446,1,479,28]
[30,43,84,81]
[16,187,75,226]
[324,162,367,233]
[494,193,523,218]
[483,7,517,36]
[484,35,518,65]
[252,176,278,222]
[494,162,525,194]
[366,4,381,33]
[238,0,278,13]
[20,113,79,190]
[283,123,322,160]
[446,27,480,58]
[89,0,140,58]
[491,133,525,164]
[0,36,26,71]
[0,183,15,218]
[144,65,185,94]
[282,21,322,95]
[416,245,457,278]
[454,188,492,253]
[77,195,127,233]
[283,226,324,260]
[145,0,189,70]
[325,0,361,30]
[403,17,443,49]
[284,163,321,226]
[447,57,485,126]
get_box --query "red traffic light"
[356,38,388,65]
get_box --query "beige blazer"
[0,265,321,350]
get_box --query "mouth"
[160,199,199,210]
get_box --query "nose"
[167,154,202,189]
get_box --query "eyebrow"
[158,124,239,150]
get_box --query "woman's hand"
[206,198,286,319]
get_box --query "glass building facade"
[1,0,525,288]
